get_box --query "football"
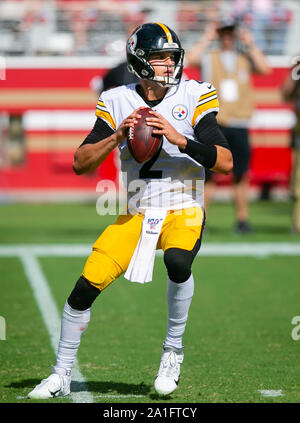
[127,107,162,164]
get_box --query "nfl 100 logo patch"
[147,218,163,230]
[172,104,188,120]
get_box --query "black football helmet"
[126,23,184,87]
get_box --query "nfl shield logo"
[148,218,160,230]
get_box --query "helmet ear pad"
[127,53,155,80]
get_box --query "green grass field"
[1,201,300,404]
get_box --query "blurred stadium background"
[2,0,300,405]
[0,0,299,202]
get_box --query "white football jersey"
[95,79,219,213]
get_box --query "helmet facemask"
[128,48,184,87]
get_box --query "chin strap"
[153,75,177,87]
[152,64,181,87]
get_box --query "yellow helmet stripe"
[154,23,173,43]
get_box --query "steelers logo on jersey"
[172,104,188,120]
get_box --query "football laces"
[128,126,134,140]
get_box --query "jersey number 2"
[139,143,163,179]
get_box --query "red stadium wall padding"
[249,146,292,184]
[1,68,107,89]
[0,66,294,192]
[0,151,119,190]
[1,67,290,90]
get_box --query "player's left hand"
[145,111,187,150]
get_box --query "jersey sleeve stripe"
[192,98,219,127]
[198,90,217,102]
[197,94,218,106]
[95,109,116,130]
[96,104,108,113]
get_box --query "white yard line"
[19,252,94,403]
[1,243,300,258]
[258,389,284,397]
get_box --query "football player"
[28,23,232,399]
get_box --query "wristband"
[180,138,217,168]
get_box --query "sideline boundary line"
[1,243,300,258]
[19,252,94,403]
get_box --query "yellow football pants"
[82,207,204,291]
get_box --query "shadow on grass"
[6,379,151,397]
[149,392,172,401]
[6,379,42,389]
[83,380,151,396]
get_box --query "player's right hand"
[114,107,145,144]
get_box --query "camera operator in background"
[186,17,270,234]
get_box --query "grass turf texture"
[1,201,300,403]
[0,201,300,244]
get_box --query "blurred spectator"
[249,0,289,55]
[233,0,291,55]
[21,0,55,55]
[176,1,221,34]
[282,59,300,234]
[186,17,270,234]
[0,0,295,57]
[90,15,146,95]
[68,8,89,54]
[176,2,201,33]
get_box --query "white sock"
[54,301,90,374]
[164,274,194,350]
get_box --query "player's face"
[148,51,176,78]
